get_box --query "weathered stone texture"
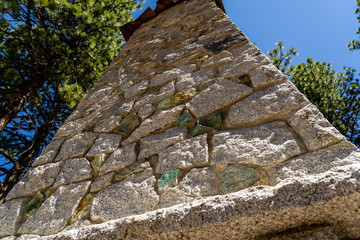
[85,134,122,158]
[32,139,64,167]
[212,121,302,165]
[274,141,360,181]
[55,132,98,162]
[249,64,288,90]
[178,167,217,197]
[0,199,25,237]
[91,169,158,221]
[94,115,122,133]
[99,143,137,176]
[157,134,208,173]
[269,227,339,240]
[150,65,196,87]
[201,50,233,69]
[138,104,154,120]
[158,188,194,209]
[225,82,308,127]
[289,104,345,151]
[6,162,63,200]
[53,158,92,188]
[187,78,252,118]
[90,172,115,193]
[18,181,90,235]
[122,105,184,145]
[175,69,214,92]
[124,79,149,99]
[139,127,188,160]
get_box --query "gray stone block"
[212,121,302,165]
[53,158,92,188]
[85,133,122,158]
[178,167,217,197]
[225,82,308,127]
[32,139,64,167]
[99,143,137,176]
[18,181,91,235]
[91,169,158,221]
[186,78,252,118]
[139,127,188,160]
[0,198,25,237]
[157,134,208,173]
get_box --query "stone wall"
[1,0,360,239]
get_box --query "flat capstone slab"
[91,168,158,221]
[212,121,302,165]
[53,158,92,188]
[139,127,188,160]
[55,132,98,162]
[157,134,208,173]
[85,133,122,158]
[99,143,137,176]
[225,82,308,127]
[186,78,252,118]
[178,167,217,197]
[18,181,91,235]
[6,162,63,200]
[0,198,25,237]
[274,141,360,181]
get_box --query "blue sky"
[133,0,360,72]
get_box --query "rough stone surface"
[225,82,308,127]
[94,115,122,133]
[289,104,345,151]
[0,199,25,237]
[249,64,288,90]
[269,227,339,240]
[158,81,176,100]
[90,172,115,193]
[99,143,137,175]
[150,65,196,87]
[221,43,271,78]
[55,132,98,162]
[85,134,122,158]
[18,181,91,235]
[158,188,194,209]
[212,121,302,165]
[53,158,92,188]
[175,69,214,92]
[139,127,188,159]
[32,139,64,167]
[178,167,217,197]
[274,141,360,181]
[187,78,252,118]
[122,105,184,145]
[91,169,158,221]
[124,79,149,99]
[99,97,134,119]
[201,50,233,69]
[137,104,154,120]
[21,164,360,240]
[6,162,63,200]
[157,134,208,173]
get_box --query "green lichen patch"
[158,88,198,110]
[220,165,267,195]
[199,111,222,130]
[112,81,133,95]
[177,110,192,126]
[114,159,149,182]
[91,153,108,173]
[115,114,140,136]
[25,188,57,217]
[71,193,95,223]
[190,111,223,137]
[158,170,179,192]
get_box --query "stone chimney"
[1,0,360,239]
